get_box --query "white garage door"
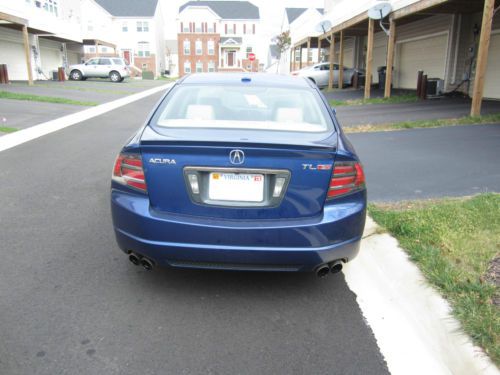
[343,48,354,68]
[484,33,500,99]
[0,39,27,80]
[396,34,448,89]
[40,47,62,79]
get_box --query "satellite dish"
[367,2,392,20]
[315,20,332,34]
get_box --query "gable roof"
[179,1,260,20]
[285,7,324,24]
[95,0,158,17]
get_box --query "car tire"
[119,77,125,82]
[70,70,83,81]
[110,71,122,83]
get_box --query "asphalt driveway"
[0,79,168,131]
[348,124,500,201]
[0,93,388,375]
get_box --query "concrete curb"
[344,216,499,375]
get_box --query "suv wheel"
[70,70,83,81]
[109,71,122,83]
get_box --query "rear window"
[153,85,333,133]
[113,58,125,65]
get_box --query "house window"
[122,22,128,32]
[184,61,191,74]
[208,61,215,72]
[195,23,201,33]
[102,46,108,53]
[89,47,95,53]
[295,49,300,62]
[207,40,215,55]
[182,23,189,32]
[183,40,190,55]
[246,46,253,58]
[207,23,214,33]
[196,61,203,73]
[137,21,149,32]
[137,42,150,57]
[226,24,234,34]
[195,40,202,55]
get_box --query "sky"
[162,0,325,41]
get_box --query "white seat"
[275,107,304,123]
[186,105,215,120]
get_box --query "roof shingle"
[95,0,158,17]
[179,1,260,20]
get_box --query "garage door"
[0,40,27,80]
[396,34,448,89]
[40,47,62,79]
[483,33,500,99]
[343,48,354,68]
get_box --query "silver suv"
[69,57,130,82]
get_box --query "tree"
[273,30,291,73]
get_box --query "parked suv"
[69,57,130,82]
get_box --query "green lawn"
[344,113,500,133]
[369,194,500,364]
[0,126,18,133]
[329,93,418,107]
[0,91,98,106]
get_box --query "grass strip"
[0,91,98,106]
[330,93,418,107]
[0,126,18,133]
[369,194,500,365]
[344,113,500,133]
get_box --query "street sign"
[248,53,256,61]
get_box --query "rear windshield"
[153,84,333,133]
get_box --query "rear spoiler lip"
[139,126,338,151]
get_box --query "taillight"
[327,161,365,199]
[112,153,147,192]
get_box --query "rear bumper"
[111,189,366,272]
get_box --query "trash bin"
[377,66,386,89]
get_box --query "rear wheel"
[70,70,83,81]
[110,71,122,83]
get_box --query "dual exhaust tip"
[128,253,154,271]
[316,260,343,278]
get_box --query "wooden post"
[290,48,294,72]
[339,30,344,89]
[317,38,322,63]
[384,19,396,98]
[471,0,495,116]
[22,25,33,86]
[328,33,335,90]
[364,19,375,99]
[95,42,99,57]
[306,38,310,67]
[299,45,303,69]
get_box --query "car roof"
[180,73,313,88]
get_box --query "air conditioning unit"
[426,78,444,97]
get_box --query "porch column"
[306,38,310,67]
[328,33,335,90]
[471,0,495,116]
[317,38,322,63]
[339,30,344,89]
[299,45,303,69]
[290,48,293,71]
[364,18,375,99]
[384,18,396,98]
[22,25,33,85]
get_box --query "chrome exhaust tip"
[316,265,330,278]
[140,258,154,271]
[128,253,140,266]
[330,260,343,274]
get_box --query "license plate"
[209,172,264,202]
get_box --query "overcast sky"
[162,0,325,41]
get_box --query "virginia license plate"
[209,173,264,202]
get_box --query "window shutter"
[180,22,183,32]
[214,23,216,33]
[234,24,236,33]
[225,24,227,34]
[252,24,255,34]
[243,24,246,34]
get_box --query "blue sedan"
[111,73,366,277]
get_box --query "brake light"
[327,161,365,199]
[291,72,299,76]
[112,153,147,192]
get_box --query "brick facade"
[178,33,220,76]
